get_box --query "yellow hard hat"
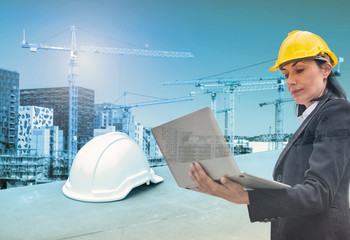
[269,30,338,71]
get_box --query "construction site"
[0,73,291,190]
[0,25,345,191]
[1,1,349,239]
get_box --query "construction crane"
[165,75,286,154]
[104,92,194,135]
[22,25,194,171]
[259,98,294,149]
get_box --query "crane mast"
[67,26,78,164]
[276,83,284,149]
[22,26,194,171]
[259,97,294,149]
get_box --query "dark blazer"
[248,92,350,240]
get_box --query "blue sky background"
[1,0,349,136]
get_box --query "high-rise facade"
[0,68,19,153]
[17,106,65,156]
[94,103,124,131]
[94,103,136,136]
[20,87,94,150]
[134,123,162,159]
[143,127,161,159]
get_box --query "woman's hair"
[296,59,347,116]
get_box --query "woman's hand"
[189,162,250,205]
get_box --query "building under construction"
[0,103,69,190]
[0,153,68,189]
[0,101,69,189]
[1,122,68,189]
[94,103,126,132]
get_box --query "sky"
[1,0,349,137]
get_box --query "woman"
[189,30,350,239]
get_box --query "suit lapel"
[273,93,333,176]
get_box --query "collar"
[297,101,319,123]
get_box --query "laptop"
[151,107,290,190]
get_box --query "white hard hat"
[62,132,163,202]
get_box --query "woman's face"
[280,60,331,108]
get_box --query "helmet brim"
[269,64,279,71]
[269,55,336,72]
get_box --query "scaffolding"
[0,152,68,189]
[0,155,46,188]
[51,155,69,180]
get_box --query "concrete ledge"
[0,151,282,240]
